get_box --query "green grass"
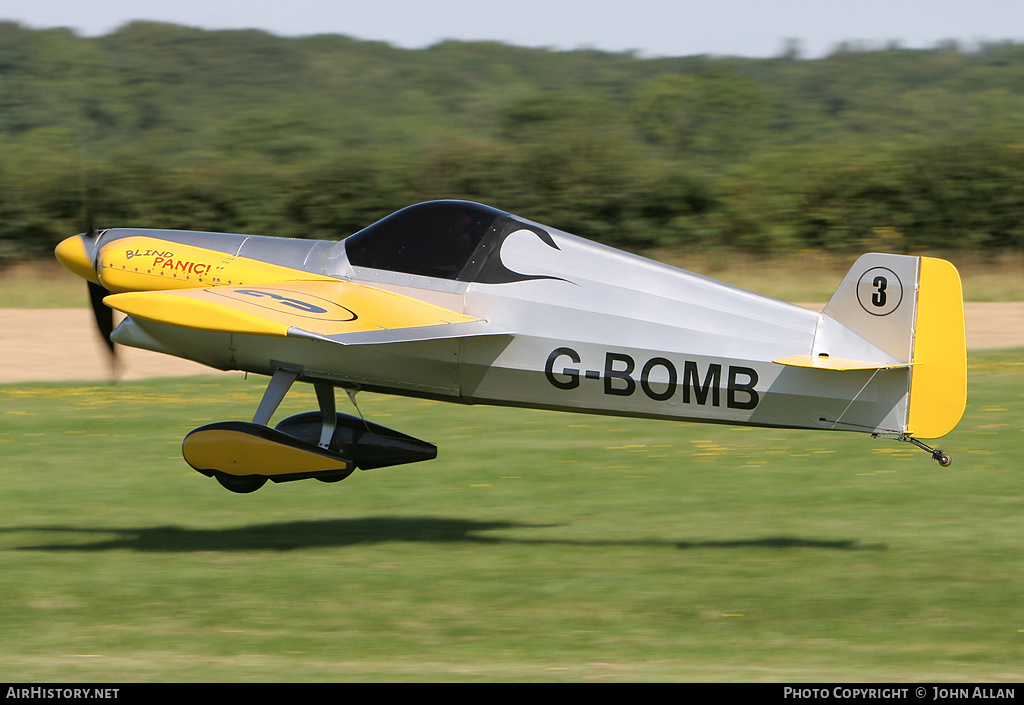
[0,351,1022,681]
[0,263,87,308]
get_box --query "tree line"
[2,21,1024,263]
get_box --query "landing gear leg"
[314,383,337,450]
[877,433,952,466]
[183,368,433,492]
[906,437,952,467]
[252,368,299,426]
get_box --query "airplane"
[55,200,967,493]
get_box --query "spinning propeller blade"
[88,279,116,357]
[55,231,118,369]
[77,149,118,370]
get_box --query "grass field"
[0,350,1021,682]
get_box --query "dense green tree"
[2,21,1024,264]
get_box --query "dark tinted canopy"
[344,201,507,280]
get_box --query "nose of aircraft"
[55,233,117,361]
[55,234,101,285]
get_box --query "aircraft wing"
[104,280,510,345]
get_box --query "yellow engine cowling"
[96,236,332,293]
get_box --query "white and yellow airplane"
[56,200,967,493]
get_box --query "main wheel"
[937,453,952,468]
[214,472,268,494]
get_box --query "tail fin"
[821,253,966,439]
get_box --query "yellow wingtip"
[105,290,291,337]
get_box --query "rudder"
[821,253,966,439]
[906,257,967,439]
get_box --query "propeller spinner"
[55,232,117,363]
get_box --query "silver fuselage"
[109,221,909,435]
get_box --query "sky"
[6,0,1024,59]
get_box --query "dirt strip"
[1,304,1022,384]
[1,309,217,384]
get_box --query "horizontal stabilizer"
[105,280,509,343]
[772,354,915,371]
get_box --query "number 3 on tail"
[872,275,887,307]
[856,266,902,316]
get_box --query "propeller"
[55,228,119,375]
[75,144,118,373]
[88,279,115,357]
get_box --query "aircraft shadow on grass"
[1,518,886,553]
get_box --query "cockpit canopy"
[344,201,557,283]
